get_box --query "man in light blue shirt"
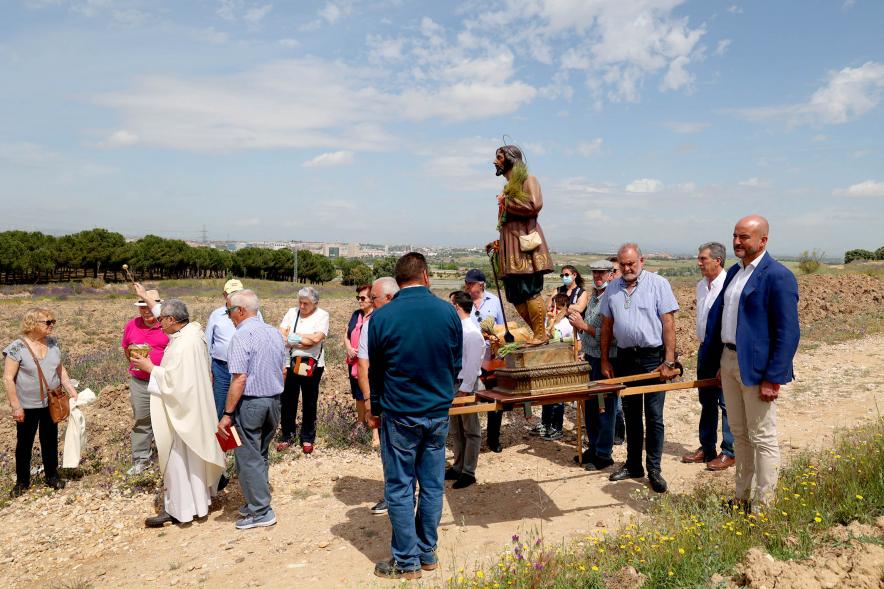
[599,243,680,494]
[205,279,262,419]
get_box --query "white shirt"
[553,317,573,339]
[279,307,330,367]
[457,317,485,394]
[721,250,767,344]
[357,315,371,360]
[695,270,726,343]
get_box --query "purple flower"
[512,534,520,543]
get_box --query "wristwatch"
[223,410,235,417]
[663,361,677,369]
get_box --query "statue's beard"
[494,160,512,176]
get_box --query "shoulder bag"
[518,230,542,252]
[21,339,70,423]
[288,312,323,378]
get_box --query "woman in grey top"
[3,307,79,498]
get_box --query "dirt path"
[2,334,882,589]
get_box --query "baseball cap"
[135,289,163,307]
[223,279,244,294]
[464,268,487,283]
[589,260,614,272]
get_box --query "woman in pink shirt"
[121,288,169,475]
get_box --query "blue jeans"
[584,357,617,460]
[234,395,280,517]
[699,385,735,459]
[380,413,449,570]
[617,348,666,474]
[211,358,231,420]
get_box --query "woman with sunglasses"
[554,265,589,314]
[3,308,79,498]
[344,284,379,447]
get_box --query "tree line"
[0,228,348,284]
[844,247,884,264]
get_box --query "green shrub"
[798,249,824,274]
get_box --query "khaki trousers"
[720,348,779,504]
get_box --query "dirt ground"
[0,274,882,588]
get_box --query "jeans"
[211,358,231,420]
[584,356,617,460]
[617,348,666,474]
[280,367,324,444]
[234,395,281,517]
[380,413,449,569]
[698,385,735,459]
[541,403,564,431]
[16,407,58,486]
[129,377,154,463]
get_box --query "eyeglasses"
[224,306,240,316]
[356,296,369,302]
[560,273,572,278]
[41,319,57,326]
[159,315,176,321]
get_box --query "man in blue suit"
[699,215,800,509]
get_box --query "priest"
[131,297,226,527]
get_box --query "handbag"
[21,339,70,424]
[288,312,322,378]
[518,230,542,252]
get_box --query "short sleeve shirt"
[227,317,286,398]
[279,308,330,367]
[3,337,63,409]
[357,316,372,360]
[599,271,679,348]
[121,317,168,380]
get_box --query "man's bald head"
[733,214,769,265]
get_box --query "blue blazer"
[698,253,800,385]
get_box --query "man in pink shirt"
[121,288,169,475]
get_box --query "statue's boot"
[524,295,549,346]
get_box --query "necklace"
[623,275,641,309]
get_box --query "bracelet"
[223,410,235,417]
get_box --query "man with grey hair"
[358,276,399,515]
[218,289,287,529]
[600,243,680,493]
[682,242,735,471]
[130,298,226,528]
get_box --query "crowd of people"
[2,212,800,580]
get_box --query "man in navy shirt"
[367,252,462,580]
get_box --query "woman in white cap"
[121,286,168,475]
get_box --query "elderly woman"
[130,298,225,527]
[3,308,78,498]
[344,284,379,446]
[278,287,329,454]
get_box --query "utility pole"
[292,243,298,287]
[201,225,208,244]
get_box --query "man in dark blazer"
[699,215,800,509]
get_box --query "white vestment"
[148,322,226,522]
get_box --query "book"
[216,424,242,451]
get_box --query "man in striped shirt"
[217,289,287,530]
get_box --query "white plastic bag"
[62,388,97,469]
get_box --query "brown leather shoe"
[706,453,736,471]
[681,447,710,463]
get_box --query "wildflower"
[678,547,685,555]
[814,517,822,523]
[782,511,788,516]
[477,571,484,579]
[592,565,599,572]
[512,534,519,543]
[856,494,864,500]
[668,571,674,576]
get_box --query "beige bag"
[518,230,542,252]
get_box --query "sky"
[1,0,883,257]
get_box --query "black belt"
[724,343,737,351]
[617,345,664,356]
[212,358,227,364]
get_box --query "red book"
[216,425,242,451]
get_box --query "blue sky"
[2,0,883,256]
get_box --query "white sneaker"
[127,462,149,476]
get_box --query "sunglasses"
[41,319,57,326]
[356,296,369,302]
[560,273,573,278]
[224,306,240,316]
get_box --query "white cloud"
[575,138,603,157]
[716,39,732,56]
[303,150,354,168]
[418,136,502,194]
[662,121,709,134]
[216,0,239,21]
[0,142,59,166]
[727,5,743,14]
[100,129,139,148]
[244,3,272,25]
[465,0,706,104]
[277,38,299,49]
[736,61,884,125]
[833,180,884,198]
[738,177,770,188]
[367,35,406,62]
[812,134,829,142]
[95,56,536,152]
[626,178,664,193]
[319,2,344,24]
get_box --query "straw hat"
[135,289,163,307]
[224,279,245,295]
